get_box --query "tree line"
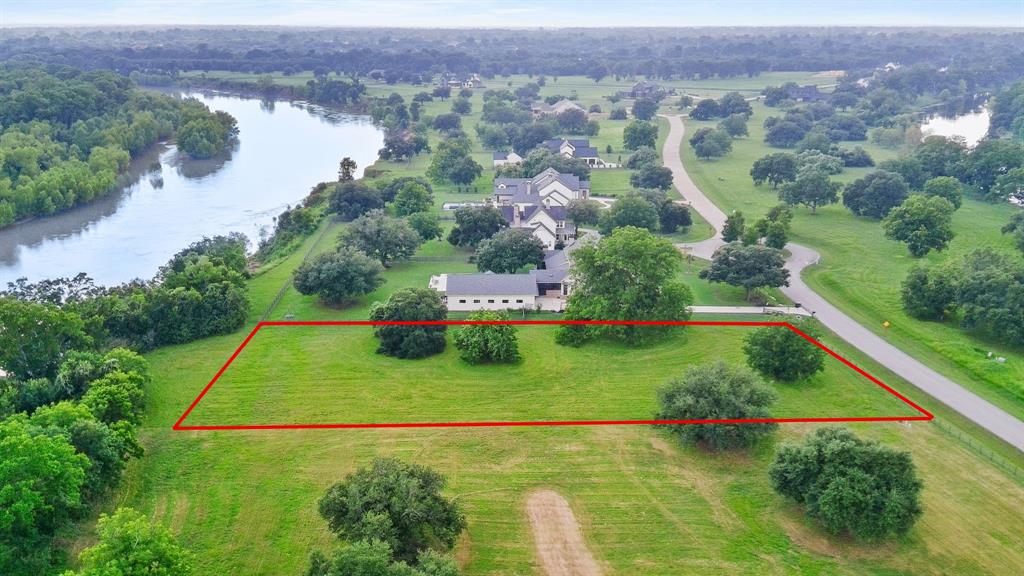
[0,65,237,228]
[3,27,1020,86]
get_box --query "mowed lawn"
[678,101,1024,423]
[182,323,919,427]
[127,324,1024,576]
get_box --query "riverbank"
[0,91,383,286]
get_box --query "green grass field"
[182,323,917,427]
[677,101,1024,424]
[87,73,1024,576]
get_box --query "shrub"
[656,362,778,450]
[317,457,466,561]
[453,311,521,364]
[743,323,826,382]
[368,288,447,359]
[769,427,922,539]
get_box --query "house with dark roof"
[493,168,588,249]
[493,168,590,207]
[492,150,523,167]
[538,138,614,167]
[499,203,575,250]
[618,80,670,99]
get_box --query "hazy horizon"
[3,0,1022,28]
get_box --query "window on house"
[459,299,466,304]
[516,299,524,303]
[502,299,509,304]
[473,299,480,303]
[487,299,495,303]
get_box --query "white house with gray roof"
[531,99,586,117]
[428,235,592,312]
[539,139,615,168]
[492,150,523,167]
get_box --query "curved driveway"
[660,114,1024,452]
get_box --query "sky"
[1,0,1022,28]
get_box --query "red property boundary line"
[172,320,934,431]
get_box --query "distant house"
[790,84,825,102]
[492,150,524,167]
[429,240,587,312]
[439,73,485,89]
[618,80,670,99]
[531,99,586,117]
[538,138,613,168]
[494,167,590,208]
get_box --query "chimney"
[513,205,521,226]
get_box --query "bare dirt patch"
[526,490,603,576]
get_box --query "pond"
[921,107,991,147]
[0,92,384,286]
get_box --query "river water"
[0,92,384,286]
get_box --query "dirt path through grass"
[526,490,602,576]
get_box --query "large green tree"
[0,297,91,380]
[922,176,963,209]
[392,181,434,216]
[743,322,826,382]
[882,195,956,257]
[447,205,507,248]
[769,427,922,539]
[475,229,545,273]
[700,244,790,300]
[655,362,778,450]
[842,170,909,218]
[0,418,88,574]
[750,152,797,189]
[317,457,466,562]
[556,227,693,346]
[340,210,423,267]
[368,288,448,359]
[565,199,602,226]
[598,193,660,234]
[293,247,385,305]
[632,98,659,120]
[65,508,194,576]
[778,168,841,213]
[623,120,658,150]
[329,181,384,221]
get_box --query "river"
[0,92,384,287]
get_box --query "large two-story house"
[492,168,589,249]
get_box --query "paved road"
[690,305,812,316]
[660,114,1024,452]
